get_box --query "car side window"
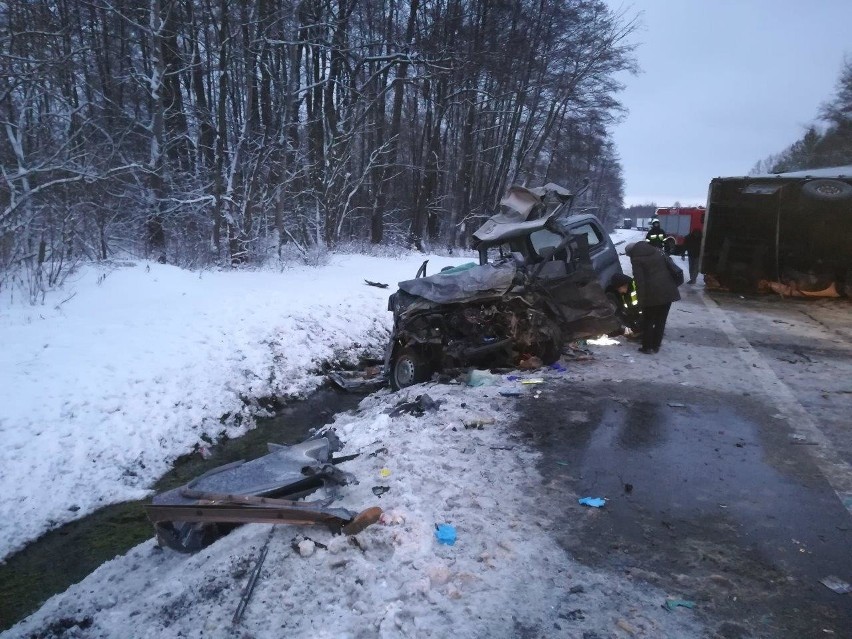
[569,223,603,249]
[529,229,563,258]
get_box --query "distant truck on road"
[654,206,705,255]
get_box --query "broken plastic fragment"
[435,523,457,546]
[467,369,501,387]
[379,468,391,478]
[663,599,696,611]
[578,497,606,508]
[521,378,545,385]
[820,575,852,594]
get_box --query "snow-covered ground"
[3,380,707,639]
[19,230,825,639]
[0,253,471,562]
[0,233,710,639]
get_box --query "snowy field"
[0,253,471,562]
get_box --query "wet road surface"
[515,380,852,638]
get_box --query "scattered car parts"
[146,435,380,552]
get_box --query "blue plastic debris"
[578,497,606,508]
[663,599,696,612]
[435,524,457,545]
[499,390,523,397]
[550,363,567,372]
[506,375,520,381]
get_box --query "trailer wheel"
[802,179,852,201]
[390,347,432,390]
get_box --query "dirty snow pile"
[6,381,707,639]
[0,254,469,562]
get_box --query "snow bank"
[0,254,469,561]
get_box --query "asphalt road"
[514,290,852,639]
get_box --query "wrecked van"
[703,166,852,296]
[384,183,622,389]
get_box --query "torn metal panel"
[146,435,375,553]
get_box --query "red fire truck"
[654,206,705,255]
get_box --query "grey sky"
[606,1,852,206]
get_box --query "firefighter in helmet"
[645,218,665,249]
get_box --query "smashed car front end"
[383,183,619,389]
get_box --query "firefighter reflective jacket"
[645,225,665,248]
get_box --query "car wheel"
[802,179,852,201]
[390,347,432,390]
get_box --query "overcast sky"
[606,1,852,207]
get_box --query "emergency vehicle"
[654,206,705,255]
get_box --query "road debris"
[328,367,386,393]
[466,369,502,386]
[232,528,274,625]
[464,417,495,429]
[819,575,852,594]
[146,434,380,553]
[388,393,442,417]
[578,497,606,508]
[364,280,389,288]
[663,599,696,612]
[435,523,457,546]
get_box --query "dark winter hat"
[609,273,633,288]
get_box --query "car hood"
[398,262,517,304]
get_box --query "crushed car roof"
[473,183,575,245]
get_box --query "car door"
[564,219,622,288]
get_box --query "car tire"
[390,347,432,390]
[801,179,852,201]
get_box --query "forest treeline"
[752,60,852,175]
[1,0,637,297]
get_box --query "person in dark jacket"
[683,228,703,284]
[606,272,642,335]
[625,241,681,354]
[645,219,665,249]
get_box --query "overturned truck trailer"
[702,166,852,296]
